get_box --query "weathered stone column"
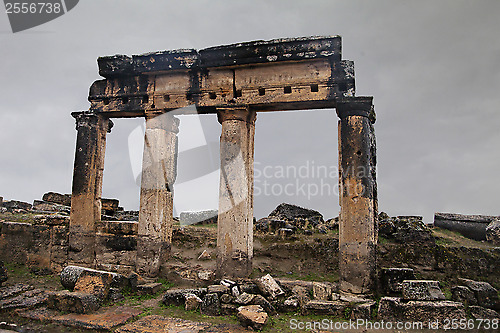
[216,107,256,279]
[336,97,378,294]
[69,111,113,267]
[136,113,179,277]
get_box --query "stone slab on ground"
[60,265,128,290]
[0,288,48,310]
[47,290,101,314]
[115,315,211,333]
[15,306,58,321]
[137,283,162,295]
[0,284,33,300]
[53,306,142,330]
[304,300,346,316]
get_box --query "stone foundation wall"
[0,219,139,275]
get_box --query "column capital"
[336,97,375,123]
[71,111,113,132]
[145,113,180,133]
[217,106,256,125]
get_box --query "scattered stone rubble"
[0,192,138,221]
[378,213,434,243]
[255,203,336,236]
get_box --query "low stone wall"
[0,218,139,275]
[434,213,499,241]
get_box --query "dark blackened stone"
[162,288,207,307]
[200,293,221,316]
[42,192,72,206]
[0,261,8,286]
[105,235,137,251]
[380,268,416,294]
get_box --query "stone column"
[136,113,179,277]
[336,97,378,294]
[216,107,256,279]
[69,111,113,267]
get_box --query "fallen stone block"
[251,294,276,315]
[434,212,498,241]
[255,274,284,299]
[282,297,299,312]
[235,292,255,305]
[404,300,466,324]
[237,305,268,331]
[401,280,445,301]
[451,286,477,306]
[221,303,238,315]
[137,283,162,295]
[47,290,101,314]
[60,266,128,290]
[468,305,500,319]
[200,293,221,316]
[52,306,142,330]
[459,278,499,309]
[162,288,207,306]
[74,270,112,301]
[304,300,346,316]
[208,284,230,295]
[185,294,202,311]
[239,282,260,295]
[486,220,500,245]
[380,267,415,294]
[312,282,333,301]
[0,289,48,310]
[220,294,234,304]
[378,297,466,327]
[351,301,376,320]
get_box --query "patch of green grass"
[0,212,37,223]
[157,278,175,290]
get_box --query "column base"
[68,232,96,268]
[136,235,171,277]
[339,241,376,294]
[216,250,252,279]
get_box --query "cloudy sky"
[1,0,499,222]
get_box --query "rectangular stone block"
[304,300,346,316]
[47,290,101,314]
[51,225,69,246]
[0,222,33,264]
[96,221,138,235]
[401,280,445,301]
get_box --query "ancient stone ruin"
[1,36,498,332]
[68,36,378,293]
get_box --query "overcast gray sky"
[1,0,499,222]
